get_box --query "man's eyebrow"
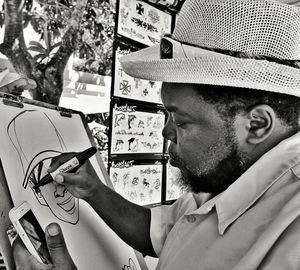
[165,104,180,113]
[165,105,189,116]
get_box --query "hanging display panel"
[113,42,163,104]
[110,101,165,155]
[117,0,172,46]
[110,160,162,205]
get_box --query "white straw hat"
[120,0,300,96]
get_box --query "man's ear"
[246,104,276,145]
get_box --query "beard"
[170,125,250,195]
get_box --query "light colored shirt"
[151,132,300,270]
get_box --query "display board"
[111,0,176,207]
[117,0,172,46]
[113,42,162,104]
[0,94,145,270]
[110,101,165,155]
[110,160,162,205]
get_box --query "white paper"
[0,101,141,270]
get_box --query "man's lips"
[168,151,181,168]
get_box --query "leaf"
[28,41,46,51]
[23,13,32,28]
[0,12,4,28]
[28,41,47,54]
[25,0,33,11]
[50,42,61,52]
[33,54,46,63]
[28,46,47,54]
[30,18,41,33]
[44,27,51,53]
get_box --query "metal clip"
[2,94,24,108]
[57,107,73,118]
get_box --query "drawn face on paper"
[7,110,79,225]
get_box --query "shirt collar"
[192,131,300,235]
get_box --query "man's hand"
[13,223,77,270]
[48,152,104,200]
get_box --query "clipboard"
[0,93,148,270]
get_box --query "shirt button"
[186,215,196,223]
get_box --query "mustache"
[168,149,183,164]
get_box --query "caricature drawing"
[112,172,119,185]
[128,138,138,152]
[114,139,125,152]
[137,120,144,129]
[128,115,136,129]
[7,110,79,225]
[131,177,139,186]
[143,178,150,188]
[114,113,126,128]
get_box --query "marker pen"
[34,146,97,189]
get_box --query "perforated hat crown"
[120,0,300,96]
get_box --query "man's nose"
[162,117,177,144]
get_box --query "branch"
[1,0,34,76]
[50,0,88,73]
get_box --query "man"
[13,0,300,269]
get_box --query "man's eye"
[176,122,185,127]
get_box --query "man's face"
[26,152,79,225]
[161,83,249,194]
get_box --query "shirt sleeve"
[150,193,198,257]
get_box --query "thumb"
[54,173,82,186]
[45,223,77,269]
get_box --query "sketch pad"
[0,94,144,270]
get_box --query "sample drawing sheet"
[0,100,142,270]
[114,45,163,104]
[117,0,172,47]
[110,160,162,205]
[111,103,165,155]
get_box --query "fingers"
[12,237,42,270]
[45,223,77,269]
[54,161,93,186]
[48,152,77,173]
[54,172,84,186]
[13,224,77,270]
[13,237,30,264]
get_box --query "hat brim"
[120,45,300,97]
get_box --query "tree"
[0,0,115,105]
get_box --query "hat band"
[160,35,300,69]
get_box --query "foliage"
[28,39,62,64]
[86,113,110,168]
[0,0,115,76]
[73,0,115,75]
[0,0,115,105]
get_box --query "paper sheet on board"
[0,100,142,270]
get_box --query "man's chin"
[169,159,181,168]
[169,155,183,168]
[176,168,215,194]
